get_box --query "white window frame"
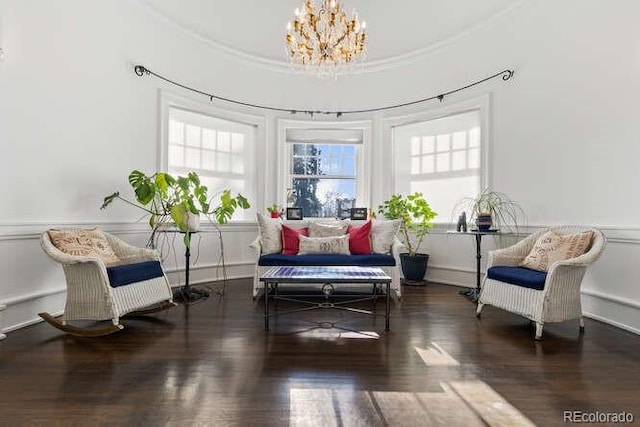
[382,95,491,223]
[277,119,372,217]
[159,91,266,219]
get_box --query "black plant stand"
[170,231,209,303]
[447,230,500,303]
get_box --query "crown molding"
[130,0,528,76]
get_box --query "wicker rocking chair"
[40,228,176,337]
[476,226,606,340]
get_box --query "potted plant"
[266,204,282,219]
[453,189,524,233]
[101,170,250,246]
[378,192,437,284]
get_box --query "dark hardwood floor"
[1,281,639,426]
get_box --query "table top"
[446,229,502,235]
[260,266,392,283]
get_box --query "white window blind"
[393,110,482,222]
[167,107,257,220]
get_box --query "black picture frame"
[286,207,303,220]
[350,207,368,220]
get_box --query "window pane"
[202,129,216,150]
[318,156,331,175]
[422,155,435,174]
[217,152,230,172]
[468,148,480,168]
[436,134,450,152]
[307,157,318,175]
[168,145,184,167]
[231,154,244,174]
[293,143,307,155]
[330,145,342,156]
[411,137,421,155]
[186,125,200,147]
[169,120,184,144]
[343,156,355,175]
[218,131,230,152]
[452,150,466,171]
[185,148,200,169]
[231,133,244,152]
[436,152,450,172]
[202,150,216,170]
[422,136,435,153]
[343,145,355,156]
[469,127,480,148]
[411,157,421,174]
[452,131,466,150]
[291,178,356,218]
[317,145,330,155]
[293,157,306,174]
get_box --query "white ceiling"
[138,0,517,65]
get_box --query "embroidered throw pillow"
[297,235,350,255]
[370,219,402,254]
[347,220,372,255]
[520,230,594,272]
[256,212,282,255]
[281,225,309,255]
[47,228,121,265]
[308,221,349,237]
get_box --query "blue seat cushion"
[258,254,396,267]
[106,260,164,288]
[487,266,547,291]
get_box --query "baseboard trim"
[581,288,640,310]
[164,260,255,274]
[1,287,66,307]
[581,310,640,336]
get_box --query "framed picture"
[286,207,303,220]
[350,207,368,220]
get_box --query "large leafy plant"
[377,192,437,256]
[101,170,250,246]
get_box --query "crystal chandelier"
[286,0,367,76]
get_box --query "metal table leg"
[385,281,391,331]
[264,282,270,331]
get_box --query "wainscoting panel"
[422,226,640,335]
[1,222,638,336]
[0,222,259,336]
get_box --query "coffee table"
[259,266,392,331]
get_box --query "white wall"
[0,0,639,334]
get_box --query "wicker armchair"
[40,229,175,336]
[476,226,606,340]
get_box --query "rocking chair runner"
[40,228,176,336]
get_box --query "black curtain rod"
[134,65,514,118]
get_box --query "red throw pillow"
[281,225,308,255]
[347,220,372,255]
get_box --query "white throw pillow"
[308,221,348,237]
[520,230,594,272]
[297,235,350,255]
[371,219,402,254]
[256,213,282,255]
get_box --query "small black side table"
[157,230,209,303]
[447,230,500,303]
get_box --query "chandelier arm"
[133,65,514,116]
